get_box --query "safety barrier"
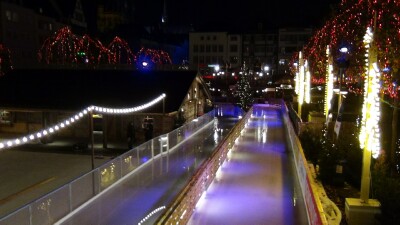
[281,101,341,225]
[156,100,340,225]
[0,109,216,225]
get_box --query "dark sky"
[131,0,342,31]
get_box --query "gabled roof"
[0,69,200,113]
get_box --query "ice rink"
[188,105,309,225]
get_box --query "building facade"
[277,28,313,76]
[189,28,312,78]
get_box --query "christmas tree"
[236,62,253,111]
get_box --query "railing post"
[151,139,154,159]
[89,111,95,170]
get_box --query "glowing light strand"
[325,46,334,118]
[359,27,381,158]
[137,206,166,225]
[37,26,173,68]
[0,93,166,151]
[294,0,400,100]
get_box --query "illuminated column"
[304,60,311,104]
[295,59,300,95]
[359,27,381,203]
[325,46,334,122]
[298,52,305,117]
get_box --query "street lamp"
[263,65,270,75]
[334,46,350,115]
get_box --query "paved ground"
[0,133,126,218]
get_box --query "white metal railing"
[0,108,218,225]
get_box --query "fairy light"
[298,51,305,117]
[359,27,381,158]
[0,94,166,151]
[295,71,300,94]
[137,206,166,225]
[325,45,334,119]
[38,26,172,68]
[294,0,400,101]
[304,60,311,104]
[298,52,305,104]
[136,47,172,66]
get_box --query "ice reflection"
[213,118,223,144]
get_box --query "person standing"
[144,123,153,141]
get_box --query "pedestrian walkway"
[187,105,309,225]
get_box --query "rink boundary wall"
[281,101,329,225]
[156,101,331,225]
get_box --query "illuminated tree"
[37,27,175,69]
[299,0,400,99]
[135,47,172,69]
[108,36,135,65]
[38,26,82,65]
[236,63,253,111]
[80,35,111,65]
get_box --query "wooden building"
[0,69,212,148]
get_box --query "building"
[189,32,242,73]
[189,28,312,78]
[0,69,212,147]
[277,28,313,76]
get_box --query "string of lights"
[296,0,400,101]
[359,27,381,158]
[0,93,166,151]
[37,26,173,67]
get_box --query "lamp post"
[334,46,350,115]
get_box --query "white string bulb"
[0,94,166,151]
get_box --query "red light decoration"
[80,35,111,65]
[294,0,400,99]
[108,36,135,65]
[37,26,172,68]
[38,26,82,65]
[135,47,172,65]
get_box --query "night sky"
[132,0,342,31]
[83,0,342,33]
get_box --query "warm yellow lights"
[298,52,305,106]
[325,46,334,120]
[305,60,311,104]
[0,93,166,151]
[359,27,381,158]
[296,52,311,110]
